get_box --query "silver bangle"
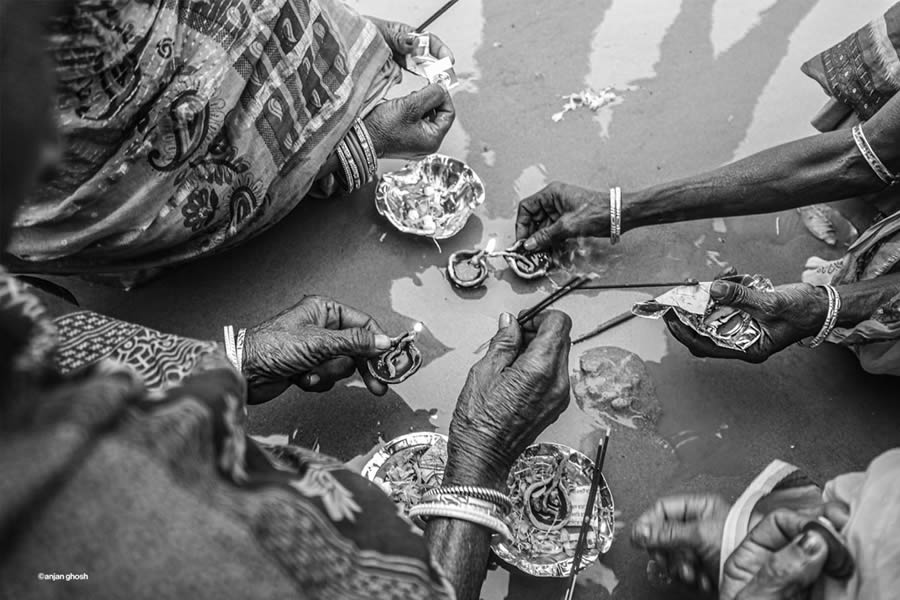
[421,485,513,514]
[341,140,361,190]
[353,118,378,181]
[610,186,622,244]
[408,503,512,540]
[799,285,841,348]
[223,325,239,370]
[852,124,897,186]
[335,142,357,191]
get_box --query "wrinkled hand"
[242,295,392,404]
[364,83,455,160]
[723,506,850,600]
[367,17,454,66]
[631,494,731,595]
[446,311,572,487]
[516,182,609,251]
[665,279,830,364]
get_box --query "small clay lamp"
[447,239,495,288]
[367,322,424,384]
[504,240,551,280]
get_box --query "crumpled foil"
[375,154,485,239]
[632,274,774,351]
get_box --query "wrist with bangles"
[411,484,514,540]
[799,284,842,348]
[334,118,379,192]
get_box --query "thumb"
[740,531,828,600]
[409,83,449,114]
[480,312,523,375]
[524,219,571,251]
[318,328,392,360]
[709,280,769,313]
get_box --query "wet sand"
[63,1,898,598]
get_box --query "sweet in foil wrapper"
[631,274,775,351]
[375,154,485,239]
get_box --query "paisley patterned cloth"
[5,0,399,286]
[0,268,455,599]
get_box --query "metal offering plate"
[493,442,615,578]
[367,339,423,384]
[375,154,485,239]
[505,240,551,280]
[362,432,449,523]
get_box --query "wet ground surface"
[63,1,898,598]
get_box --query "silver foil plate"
[375,154,485,239]
[493,442,615,578]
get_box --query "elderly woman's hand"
[665,280,830,364]
[516,182,609,251]
[722,507,844,600]
[364,83,455,160]
[242,295,392,404]
[367,17,454,66]
[445,310,572,487]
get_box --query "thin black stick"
[578,280,698,290]
[415,0,462,32]
[571,311,637,345]
[517,275,591,325]
[564,428,611,600]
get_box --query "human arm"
[517,93,900,250]
[665,272,900,363]
[424,310,573,600]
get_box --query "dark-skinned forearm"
[424,458,508,600]
[835,272,900,327]
[623,128,886,231]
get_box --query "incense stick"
[571,311,637,345]
[564,428,611,600]
[577,280,698,290]
[517,275,591,325]
[415,0,462,32]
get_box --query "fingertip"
[523,237,538,251]
[710,279,730,300]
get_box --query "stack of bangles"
[799,284,842,348]
[409,485,514,540]
[223,325,246,371]
[335,118,379,192]
[609,186,622,245]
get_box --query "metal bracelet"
[223,325,239,370]
[852,124,897,186]
[335,142,356,191]
[421,485,513,514]
[609,186,622,245]
[235,327,246,371]
[408,503,512,539]
[800,285,841,348]
[336,140,361,190]
[353,119,378,182]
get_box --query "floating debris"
[798,205,837,246]
[551,87,621,122]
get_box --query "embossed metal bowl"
[375,154,485,239]
[362,432,448,524]
[493,442,615,578]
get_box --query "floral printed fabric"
[0,271,455,599]
[7,0,399,284]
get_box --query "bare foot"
[631,494,731,594]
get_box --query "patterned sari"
[0,269,454,599]
[5,0,399,287]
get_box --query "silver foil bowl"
[493,442,615,578]
[375,154,485,239]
